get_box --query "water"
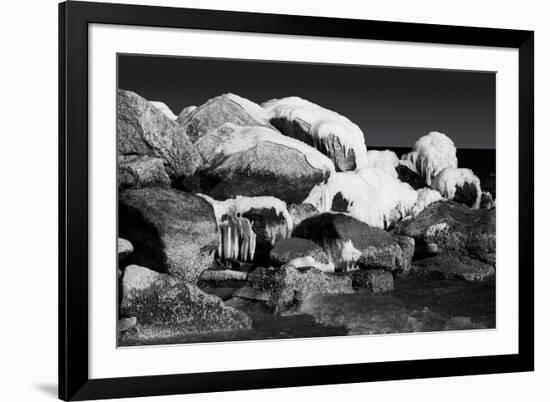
[123,276,495,346]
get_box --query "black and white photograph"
[116,54,496,347]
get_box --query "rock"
[412,254,495,282]
[269,238,334,272]
[347,269,394,293]
[393,235,415,273]
[118,238,134,259]
[118,155,171,189]
[396,164,423,190]
[479,172,496,199]
[149,101,177,120]
[117,89,201,179]
[393,201,496,266]
[183,124,334,204]
[246,265,354,313]
[119,187,219,283]
[120,265,252,340]
[177,93,269,142]
[431,167,481,209]
[292,213,413,273]
[263,97,367,171]
[444,316,486,330]
[117,317,137,333]
[241,207,291,264]
[232,286,271,302]
[480,191,495,209]
[197,269,248,289]
[287,203,319,227]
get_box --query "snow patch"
[412,132,457,185]
[431,167,482,209]
[365,150,399,177]
[399,151,419,173]
[304,168,418,228]
[411,188,444,217]
[226,93,269,121]
[262,97,367,169]
[150,101,177,120]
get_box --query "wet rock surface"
[393,201,496,265]
[119,187,219,283]
[269,238,333,272]
[347,269,394,293]
[119,265,252,345]
[412,254,495,282]
[246,265,354,313]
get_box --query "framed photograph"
[59,1,534,400]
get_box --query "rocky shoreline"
[116,89,496,346]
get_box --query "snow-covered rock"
[150,101,177,120]
[262,96,367,171]
[304,168,417,229]
[411,132,458,186]
[177,93,269,142]
[185,124,335,204]
[292,213,414,273]
[199,194,293,263]
[431,167,482,209]
[364,150,399,177]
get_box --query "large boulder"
[412,254,495,282]
[177,93,269,142]
[119,187,219,283]
[246,265,354,313]
[120,265,252,342]
[118,155,171,189]
[183,124,334,204]
[262,97,367,171]
[292,213,413,273]
[117,89,201,179]
[269,238,334,272]
[393,201,496,266]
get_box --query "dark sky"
[118,54,496,149]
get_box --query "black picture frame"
[59,1,534,400]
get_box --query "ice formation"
[304,168,418,229]
[364,150,399,177]
[431,167,482,209]
[411,188,444,217]
[218,216,256,262]
[262,97,367,169]
[150,101,177,120]
[200,124,336,175]
[199,194,294,261]
[412,132,458,185]
[399,151,419,173]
